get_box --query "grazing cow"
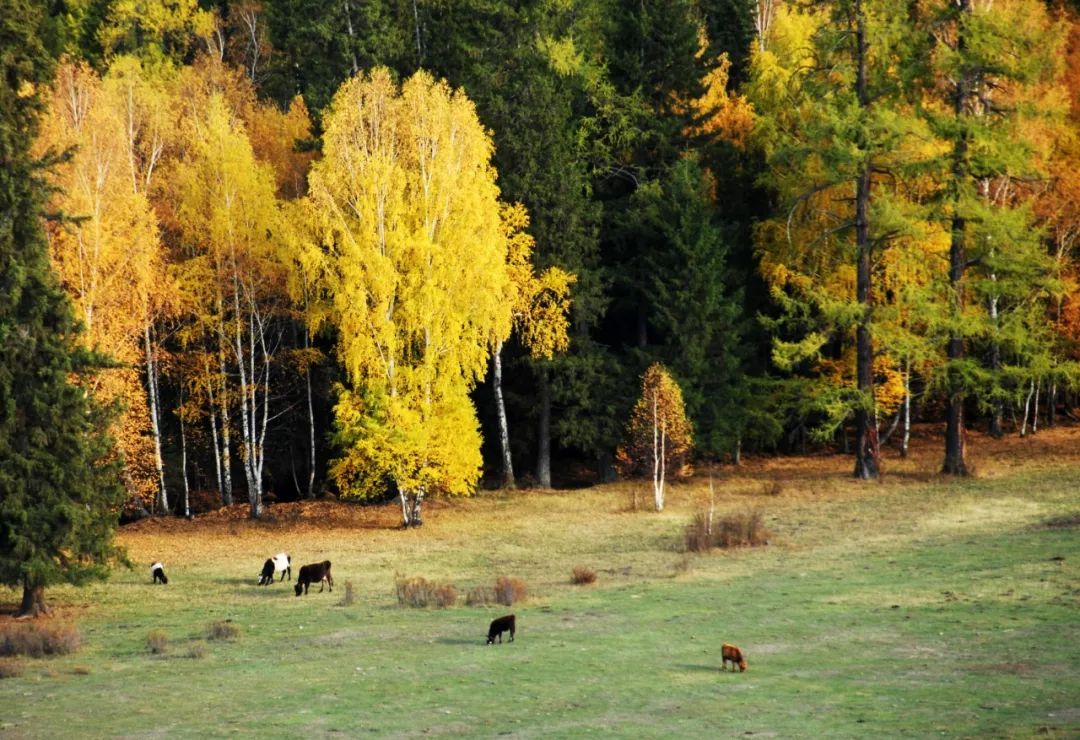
[721,643,747,672]
[486,614,515,644]
[294,561,333,596]
[258,552,291,585]
[150,562,168,585]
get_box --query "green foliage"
[0,0,126,615]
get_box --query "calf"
[150,562,168,585]
[258,552,291,585]
[294,561,333,596]
[721,643,747,672]
[486,614,515,644]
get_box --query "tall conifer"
[0,0,125,617]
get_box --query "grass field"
[2,426,1079,738]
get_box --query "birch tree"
[307,68,516,527]
[617,363,693,512]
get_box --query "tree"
[37,59,167,514]
[306,68,516,527]
[171,90,290,519]
[917,0,1064,474]
[0,0,126,617]
[617,363,693,512]
[492,203,575,488]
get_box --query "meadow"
[1,426,1078,738]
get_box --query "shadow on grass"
[436,637,486,646]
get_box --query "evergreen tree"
[0,0,126,617]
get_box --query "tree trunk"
[942,0,972,477]
[492,342,515,488]
[17,580,50,619]
[144,323,169,514]
[180,382,190,518]
[536,366,552,489]
[218,349,234,506]
[1033,381,1040,435]
[206,357,225,505]
[399,487,424,528]
[305,328,317,499]
[852,0,879,481]
[1021,379,1034,437]
[901,359,911,459]
[1049,381,1057,427]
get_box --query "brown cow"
[721,643,747,672]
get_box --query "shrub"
[716,510,769,548]
[0,621,81,658]
[494,576,528,606]
[207,621,240,641]
[684,511,714,553]
[466,586,495,607]
[146,630,169,655]
[685,509,770,552]
[395,575,457,608]
[571,566,597,585]
[761,479,784,497]
[0,657,26,679]
[186,641,208,659]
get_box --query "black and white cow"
[258,552,291,585]
[150,562,168,585]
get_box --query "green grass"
[1,430,1079,738]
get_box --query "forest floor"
[1,425,1078,738]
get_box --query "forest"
[3,0,1080,534]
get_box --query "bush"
[145,630,169,655]
[0,657,26,679]
[186,641,208,659]
[494,576,528,606]
[394,576,457,608]
[685,509,770,552]
[466,586,495,607]
[571,566,597,585]
[0,621,81,658]
[207,621,240,641]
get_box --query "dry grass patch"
[145,630,168,655]
[207,621,240,641]
[495,576,528,606]
[0,657,26,678]
[571,566,597,585]
[0,620,80,658]
[395,576,457,608]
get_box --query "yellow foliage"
[686,54,756,149]
[307,68,518,500]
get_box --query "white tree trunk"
[1021,379,1034,437]
[144,323,168,515]
[493,342,515,488]
[179,382,190,518]
[1033,381,1040,434]
[901,359,911,458]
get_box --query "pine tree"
[0,0,126,618]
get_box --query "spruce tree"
[0,0,126,617]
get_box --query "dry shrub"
[186,641,208,659]
[684,511,714,553]
[761,479,784,497]
[466,586,495,606]
[685,509,770,552]
[146,630,169,655]
[395,575,457,608]
[0,657,26,679]
[0,621,81,658]
[71,664,92,675]
[207,621,240,641]
[715,510,769,548]
[571,566,597,585]
[495,576,528,606]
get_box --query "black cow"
[294,561,333,596]
[486,614,515,644]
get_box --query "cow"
[150,562,168,585]
[721,643,747,672]
[258,552,291,585]
[486,614,515,644]
[294,561,333,596]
